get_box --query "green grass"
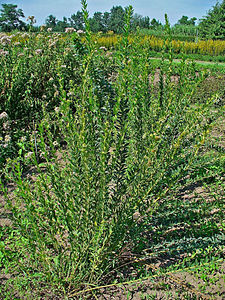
[149,57,225,72]
[148,50,225,64]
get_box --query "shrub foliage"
[0,1,223,296]
[199,0,225,40]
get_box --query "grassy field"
[0,4,224,299]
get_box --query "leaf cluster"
[199,0,225,40]
[0,4,26,32]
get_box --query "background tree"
[176,15,197,26]
[109,6,125,33]
[69,11,84,30]
[190,17,197,26]
[198,0,225,40]
[173,15,197,36]
[55,17,69,32]
[0,3,26,32]
[141,16,150,29]
[131,14,150,31]
[150,18,162,29]
[45,14,57,30]
[102,12,110,32]
[90,12,104,32]
[131,13,142,30]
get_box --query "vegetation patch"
[0,1,224,299]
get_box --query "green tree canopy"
[45,14,57,29]
[89,12,104,32]
[150,18,162,29]
[131,14,150,30]
[176,15,197,26]
[102,12,110,32]
[109,6,125,33]
[89,8,150,33]
[69,11,84,30]
[198,0,225,40]
[0,3,26,32]
[55,17,69,32]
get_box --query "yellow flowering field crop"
[95,34,225,56]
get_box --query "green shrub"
[1,2,222,296]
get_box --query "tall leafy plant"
[1,2,220,296]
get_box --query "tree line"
[0,1,224,39]
[0,4,163,33]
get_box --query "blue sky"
[0,0,219,25]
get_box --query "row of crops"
[96,34,225,56]
[1,30,225,57]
